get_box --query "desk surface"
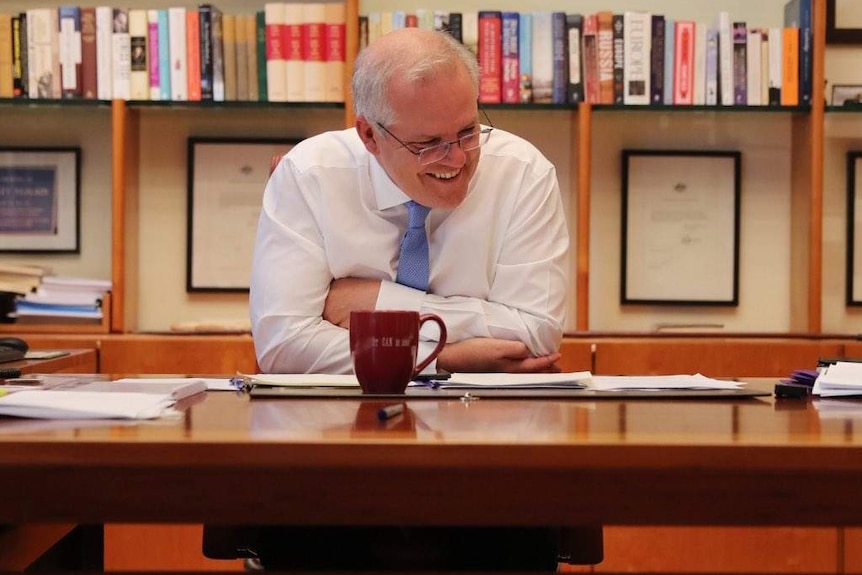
[0,379,860,527]
[4,349,97,375]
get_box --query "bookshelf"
[0,0,858,338]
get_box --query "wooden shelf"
[0,293,111,335]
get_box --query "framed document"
[621,150,741,305]
[187,137,300,292]
[827,0,862,44]
[847,152,862,305]
[0,147,80,253]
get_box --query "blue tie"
[396,201,431,291]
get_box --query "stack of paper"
[589,374,743,391]
[0,390,176,419]
[813,362,862,397]
[431,371,591,389]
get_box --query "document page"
[589,374,743,391]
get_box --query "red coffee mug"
[349,310,447,394]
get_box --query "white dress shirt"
[249,127,569,374]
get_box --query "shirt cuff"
[376,279,425,312]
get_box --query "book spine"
[746,29,762,105]
[693,22,706,105]
[596,11,614,104]
[767,27,782,106]
[157,9,170,100]
[501,12,519,104]
[199,5,214,100]
[128,9,149,100]
[167,7,186,101]
[95,6,111,100]
[612,14,623,104]
[186,9,201,101]
[264,2,285,102]
[649,14,664,105]
[717,11,733,105]
[11,15,25,97]
[256,10,267,101]
[565,13,582,104]
[784,0,811,106]
[222,13,237,101]
[732,21,747,105]
[18,13,28,98]
[146,9,159,100]
[245,15,259,102]
[302,3,326,102]
[79,9,97,99]
[673,21,695,105]
[111,8,130,100]
[582,14,599,104]
[477,11,501,104]
[58,6,82,98]
[780,26,798,106]
[323,3,345,103]
[662,17,674,105]
[623,11,650,105]
[519,12,532,103]
[235,15,249,101]
[531,12,552,104]
[447,12,462,42]
[705,27,719,105]
[284,3,304,102]
[550,12,568,105]
[0,15,11,98]
[211,8,224,101]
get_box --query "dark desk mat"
[248,386,771,400]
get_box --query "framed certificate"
[847,152,862,305]
[621,150,741,305]
[0,147,81,253]
[186,137,300,292]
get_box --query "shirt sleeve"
[249,157,353,374]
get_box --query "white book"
[263,2,286,102]
[284,2,305,102]
[111,8,130,100]
[167,7,187,101]
[531,11,553,104]
[746,29,761,106]
[58,6,82,96]
[26,8,61,98]
[302,2,326,102]
[323,2,345,103]
[693,22,706,105]
[146,9,160,100]
[623,11,651,105]
[716,11,733,106]
[462,12,479,58]
[128,9,148,100]
[95,6,113,99]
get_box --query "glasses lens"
[418,143,448,165]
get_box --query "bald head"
[352,29,479,125]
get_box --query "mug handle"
[413,313,448,377]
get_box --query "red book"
[80,8,97,99]
[186,10,201,101]
[478,11,501,104]
[673,21,695,105]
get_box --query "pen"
[377,404,404,421]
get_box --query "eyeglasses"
[375,110,494,166]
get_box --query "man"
[250,28,569,376]
[245,28,578,570]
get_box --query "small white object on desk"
[0,390,175,419]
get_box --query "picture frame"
[621,150,741,306]
[846,152,862,305]
[831,84,862,107]
[187,137,300,292]
[826,0,862,44]
[0,147,81,253]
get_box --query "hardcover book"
[284,3,304,102]
[477,11,501,104]
[564,13,581,104]
[323,3,345,103]
[95,6,112,100]
[596,11,614,104]
[501,12,519,104]
[622,11,650,105]
[732,21,747,106]
[302,3,326,102]
[128,9,149,100]
[263,2,286,102]
[58,6,82,98]
[531,12,553,104]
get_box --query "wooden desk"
[0,380,859,529]
[3,349,98,375]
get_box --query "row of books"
[359,0,812,107]
[0,264,110,325]
[0,3,346,103]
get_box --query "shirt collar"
[369,155,411,211]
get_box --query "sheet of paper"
[0,390,175,419]
[437,371,591,389]
[249,374,361,388]
[588,374,743,391]
[813,362,862,397]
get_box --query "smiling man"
[250,28,569,376]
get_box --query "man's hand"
[323,278,381,328]
[436,338,561,374]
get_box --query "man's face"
[360,67,481,210]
